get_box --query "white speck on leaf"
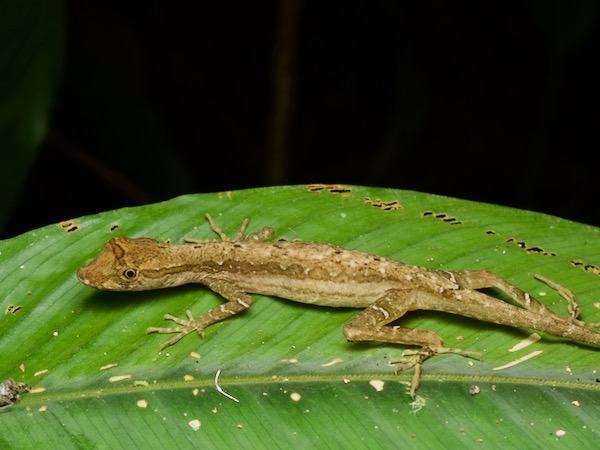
[369,380,384,391]
[188,419,201,431]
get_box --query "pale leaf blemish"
[34,369,48,377]
[369,379,385,392]
[136,399,148,409]
[100,363,118,371]
[492,351,543,371]
[290,392,301,402]
[188,419,201,431]
[508,333,541,352]
[469,385,481,396]
[321,358,343,367]
[109,375,132,383]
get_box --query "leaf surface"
[1,186,599,448]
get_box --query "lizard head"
[77,237,172,291]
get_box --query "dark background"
[4,0,600,238]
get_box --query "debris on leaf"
[0,378,31,408]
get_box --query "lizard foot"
[535,274,600,328]
[389,346,482,398]
[146,310,206,350]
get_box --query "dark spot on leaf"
[364,197,401,211]
[422,211,462,225]
[59,220,80,233]
[569,260,600,276]
[306,183,352,194]
[4,305,22,315]
[505,238,556,256]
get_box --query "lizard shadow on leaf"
[81,284,217,312]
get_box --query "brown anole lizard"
[77,214,600,397]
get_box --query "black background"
[4,1,599,238]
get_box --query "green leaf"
[2,185,600,447]
[0,0,64,232]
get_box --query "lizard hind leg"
[343,292,481,398]
[452,270,600,329]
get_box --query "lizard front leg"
[147,280,253,350]
[205,213,274,242]
[184,215,274,244]
[343,290,480,398]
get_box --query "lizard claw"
[146,310,206,350]
[389,349,432,371]
[389,346,482,398]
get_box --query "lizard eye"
[122,268,138,280]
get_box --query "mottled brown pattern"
[77,215,600,398]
